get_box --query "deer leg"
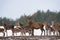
[15,33,17,36]
[12,30,14,36]
[29,30,32,36]
[21,32,23,36]
[59,32,60,36]
[20,32,22,36]
[28,31,30,36]
[58,30,60,36]
[41,30,42,36]
[4,29,7,37]
[21,33,22,36]
[31,30,32,36]
[4,29,6,37]
[23,31,25,36]
[41,28,45,36]
[56,31,58,36]
[49,30,51,36]
[32,29,34,36]
[28,31,29,36]
[3,31,5,37]
[46,30,48,36]
[58,31,59,36]
[12,32,13,36]
[44,30,45,36]
[53,31,55,36]
[6,30,8,37]
[41,29,43,36]
[29,31,31,36]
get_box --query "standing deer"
[15,20,32,36]
[0,28,5,37]
[27,19,45,36]
[2,21,14,37]
[25,16,45,36]
[43,22,55,36]
[51,21,60,36]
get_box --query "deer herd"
[0,19,60,37]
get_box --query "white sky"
[0,0,60,20]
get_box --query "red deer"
[51,21,60,36]
[28,20,45,36]
[0,28,5,37]
[2,21,14,36]
[15,21,32,36]
[43,22,55,36]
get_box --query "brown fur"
[0,28,4,32]
[28,20,44,29]
[28,20,45,36]
[52,21,60,36]
[2,21,14,36]
[0,28,5,36]
[15,21,32,36]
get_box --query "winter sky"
[0,0,60,20]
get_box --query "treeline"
[0,10,60,26]
[0,17,15,26]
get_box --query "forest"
[0,10,60,26]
